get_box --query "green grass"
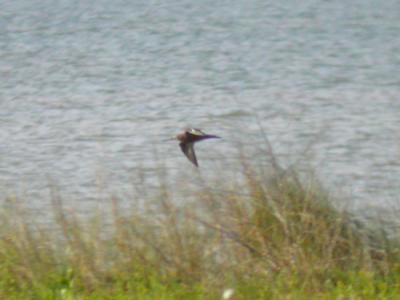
[1,157,400,299]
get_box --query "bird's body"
[175,128,220,167]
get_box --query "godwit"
[175,128,220,167]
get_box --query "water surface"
[1,0,400,213]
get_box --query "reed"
[0,154,399,299]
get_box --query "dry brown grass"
[0,154,399,298]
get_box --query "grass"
[0,154,400,299]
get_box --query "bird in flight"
[174,128,220,167]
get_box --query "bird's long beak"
[206,135,221,139]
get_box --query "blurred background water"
[0,0,399,214]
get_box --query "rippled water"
[1,0,399,212]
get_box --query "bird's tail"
[162,137,176,142]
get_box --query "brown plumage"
[175,128,220,167]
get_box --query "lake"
[1,0,399,215]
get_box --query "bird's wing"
[187,129,220,141]
[179,142,198,167]
[186,128,205,136]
